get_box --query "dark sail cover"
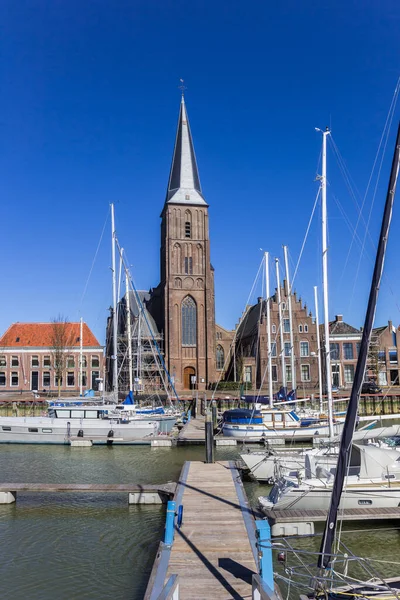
[318,123,400,569]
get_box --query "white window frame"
[0,355,6,368]
[42,371,51,387]
[0,371,6,386]
[285,365,292,382]
[300,341,309,357]
[271,324,276,334]
[304,324,308,333]
[54,373,63,387]
[91,355,100,368]
[283,318,290,333]
[298,325,303,333]
[31,355,40,367]
[284,342,291,357]
[11,372,19,386]
[301,364,311,382]
[11,356,19,367]
[43,355,51,367]
[344,364,355,384]
[271,365,278,382]
[67,371,75,387]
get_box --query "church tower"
[159,96,216,390]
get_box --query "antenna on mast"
[178,78,187,97]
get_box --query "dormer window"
[16,337,20,342]
[185,221,191,238]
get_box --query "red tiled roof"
[0,323,101,348]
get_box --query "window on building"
[343,343,354,360]
[285,365,292,382]
[330,343,340,360]
[298,325,303,333]
[271,342,277,357]
[185,221,191,238]
[282,302,286,311]
[54,374,63,387]
[182,296,197,346]
[67,372,75,387]
[272,365,278,381]
[184,257,193,275]
[332,364,340,387]
[356,343,361,358]
[91,371,100,390]
[0,356,6,367]
[31,355,39,367]
[91,356,100,368]
[67,356,75,368]
[11,356,19,367]
[11,372,19,386]
[0,372,5,386]
[284,342,291,357]
[244,366,252,383]
[301,364,310,382]
[389,350,398,364]
[378,350,386,362]
[283,319,290,333]
[81,356,87,367]
[216,345,224,370]
[344,364,355,384]
[80,371,87,387]
[43,372,51,387]
[300,341,309,357]
[272,324,276,334]
[43,355,51,367]
[304,324,308,333]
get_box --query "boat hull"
[222,422,341,440]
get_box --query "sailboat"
[266,123,400,597]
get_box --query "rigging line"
[336,78,400,270]
[211,255,265,400]
[291,186,321,290]
[79,206,110,310]
[348,101,398,314]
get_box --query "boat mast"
[265,252,273,406]
[283,246,296,391]
[125,269,133,393]
[275,258,286,390]
[318,122,400,570]
[110,203,119,398]
[79,317,83,397]
[319,128,334,438]
[314,286,323,413]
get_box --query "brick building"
[369,320,400,386]
[0,322,104,393]
[321,315,362,390]
[234,285,320,393]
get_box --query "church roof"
[165,96,207,206]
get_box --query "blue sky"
[1,1,400,345]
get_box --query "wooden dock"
[145,461,264,599]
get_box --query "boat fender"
[177,505,183,529]
[108,429,114,438]
[77,430,84,437]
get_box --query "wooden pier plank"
[164,461,257,599]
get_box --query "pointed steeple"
[165,96,207,206]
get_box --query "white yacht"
[259,444,400,512]
[0,402,159,444]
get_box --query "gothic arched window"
[182,296,197,346]
[216,345,224,370]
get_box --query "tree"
[50,315,74,398]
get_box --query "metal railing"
[156,575,179,600]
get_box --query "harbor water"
[0,444,399,599]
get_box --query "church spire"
[165,96,207,205]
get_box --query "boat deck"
[265,506,400,524]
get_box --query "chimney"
[257,297,263,304]
[336,315,343,322]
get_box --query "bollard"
[212,401,218,431]
[164,500,176,545]
[205,412,214,463]
[255,520,274,590]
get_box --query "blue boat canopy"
[123,391,135,405]
[222,409,263,424]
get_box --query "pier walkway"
[146,461,266,599]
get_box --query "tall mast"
[125,269,133,393]
[283,246,296,391]
[79,317,83,397]
[319,128,334,438]
[314,286,323,413]
[265,253,273,406]
[110,203,119,397]
[275,258,286,389]
[318,122,400,569]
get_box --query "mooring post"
[212,401,217,431]
[205,411,214,463]
[255,520,274,591]
[164,500,176,545]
